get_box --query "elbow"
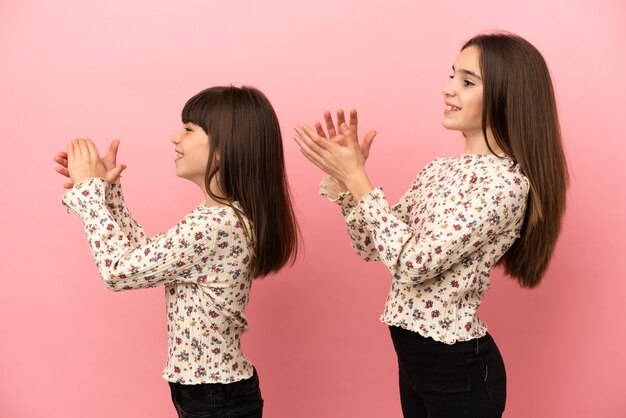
[352,244,380,261]
[103,276,122,292]
[105,282,123,292]
[101,271,125,292]
[393,262,435,285]
[394,271,426,285]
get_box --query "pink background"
[1,0,625,417]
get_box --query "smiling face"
[171,122,211,187]
[442,45,485,142]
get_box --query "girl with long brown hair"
[295,32,568,417]
[54,86,299,417]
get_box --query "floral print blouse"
[63,178,255,384]
[321,154,529,344]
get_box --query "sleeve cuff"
[105,177,124,205]
[62,178,108,217]
[346,187,387,226]
[319,175,356,205]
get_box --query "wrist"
[332,176,348,192]
[72,176,105,187]
[345,171,373,202]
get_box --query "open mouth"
[445,104,461,112]
[175,151,184,161]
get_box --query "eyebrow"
[452,65,482,80]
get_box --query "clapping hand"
[294,109,376,201]
[314,109,376,161]
[54,139,126,188]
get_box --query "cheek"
[467,96,483,121]
[194,153,209,170]
[192,140,210,163]
[473,104,483,119]
[472,91,483,115]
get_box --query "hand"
[294,123,373,201]
[100,139,124,173]
[66,138,125,186]
[315,109,377,161]
[53,151,76,189]
[55,139,126,189]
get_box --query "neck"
[463,128,502,155]
[202,190,227,207]
[194,177,227,207]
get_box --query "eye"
[184,127,193,132]
[463,79,475,87]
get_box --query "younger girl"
[294,32,568,417]
[55,86,299,418]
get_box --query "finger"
[338,122,355,140]
[68,140,75,160]
[293,134,329,173]
[78,139,90,158]
[294,127,326,159]
[361,131,377,159]
[293,132,321,161]
[54,155,68,167]
[336,109,346,130]
[349,109,359,139]
[85,138,100,159]
[338,123,360,151]
[324,111,337,138]
[315,122,327,139]
[109,139,120,154]
[294,127,319,151]
[55,166,71,177]
[300,125,336,151]
[106,139,120,160]
[105,164,125,183]
[63,182,74,189]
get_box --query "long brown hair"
[182,86,299,277]
[462,33,569,288]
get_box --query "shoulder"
[490,158,530,196]
[458,155,528,188]
[423,156,454,172]
[470,159,529,211]
[414,157,453,182]
[194,204,250,235]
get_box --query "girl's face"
[442,45,485,141]
[171,122,211,186]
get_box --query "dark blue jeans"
[168,369,263,418]
[389,326,506,418]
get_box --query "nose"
[171,129,182,144]
[443,79,455,98]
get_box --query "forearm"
[105,178,149,246]
[63,179,164,291]
[353,187,523,285]
[344,169,374,203]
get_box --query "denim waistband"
[168,367,259,395]
[388,325,494,354]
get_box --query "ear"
[214,150,221,163]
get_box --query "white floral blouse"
[321,154,529,344]
[63,178,255,384]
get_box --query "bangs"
[181,92,209,131]
[181,87,226,133]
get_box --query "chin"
[441,121,458,131]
